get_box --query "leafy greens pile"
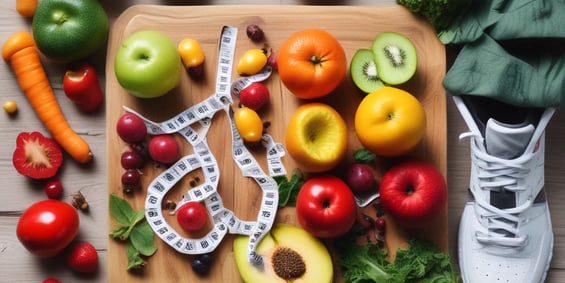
[336,235,459,283]
[396,0,470,32]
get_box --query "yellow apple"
[285,102,347,173]
[354,86,426,157]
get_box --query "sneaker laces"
[461,132,532,248]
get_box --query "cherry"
[45,180,63,199]
[121,169,141,193]
[116,113,147,143]
[120,151,144,169]
[148,134,180,165]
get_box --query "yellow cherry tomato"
[178,38,205,68]
[237,48,267,76]
[234,106,263,143]
[3,100,18,114]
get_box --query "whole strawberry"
[66,242,99,273]
[42,278,62,283]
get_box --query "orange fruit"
[277,29,346,99]
[354,86,426,157]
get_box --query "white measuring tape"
[123,26,286,267]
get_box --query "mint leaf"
[276,169,304,207]
[130,220,157,257]
[130,210,145,226]
[126,241,146,270]
[109,194,135,226]
[354,148,376,163]
[109,194,157,271]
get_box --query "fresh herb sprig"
[274,169,304,207]
[109,194,157,270]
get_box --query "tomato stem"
[309,55,326,64]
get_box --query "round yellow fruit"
[178,38,205,68]
[354,86,426,157]
[285,102,347,173]
[234,106,263,143]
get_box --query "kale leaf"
[336,234,459,283]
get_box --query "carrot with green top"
[2,31,92,163]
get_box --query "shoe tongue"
[484,118,535,159]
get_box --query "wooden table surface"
[1,1,564,282]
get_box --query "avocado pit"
[272,247,306,280]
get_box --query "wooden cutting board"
[105,5,446,282]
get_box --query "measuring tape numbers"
[122,26,287,268]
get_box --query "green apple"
[114,30,182,99]
[32,0,109,63]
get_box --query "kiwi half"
[371,32,417,85]
[350,49,384,93]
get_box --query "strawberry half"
[12,132,63,179]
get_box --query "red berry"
[116,113,147,143]
[121,169,141,193]
[45,180,63,199]
[66,242,99,273]
[42,278,62,283]
[148,134,180,165]
[121,150,144,169]
[176,202,208,232]
[375,217,386,233]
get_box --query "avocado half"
[233,224,333,283]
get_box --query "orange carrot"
[16,0,38,18]
[2,31,92,163]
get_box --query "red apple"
[295,175,357,238]
[379,160,447,227]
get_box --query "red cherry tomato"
[16,200,79,257]
[239,82,270,111]
[148,134,180,164]
[176,201,208,232]
[295,175,357,238]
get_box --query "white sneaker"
[454,95,555,283]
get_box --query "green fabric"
[440,0,565,108]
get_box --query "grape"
[346,163,376,195]
[191,253,212,275]
[120,151,143,169]
[116,113,147,143]
[121,169,141,193]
